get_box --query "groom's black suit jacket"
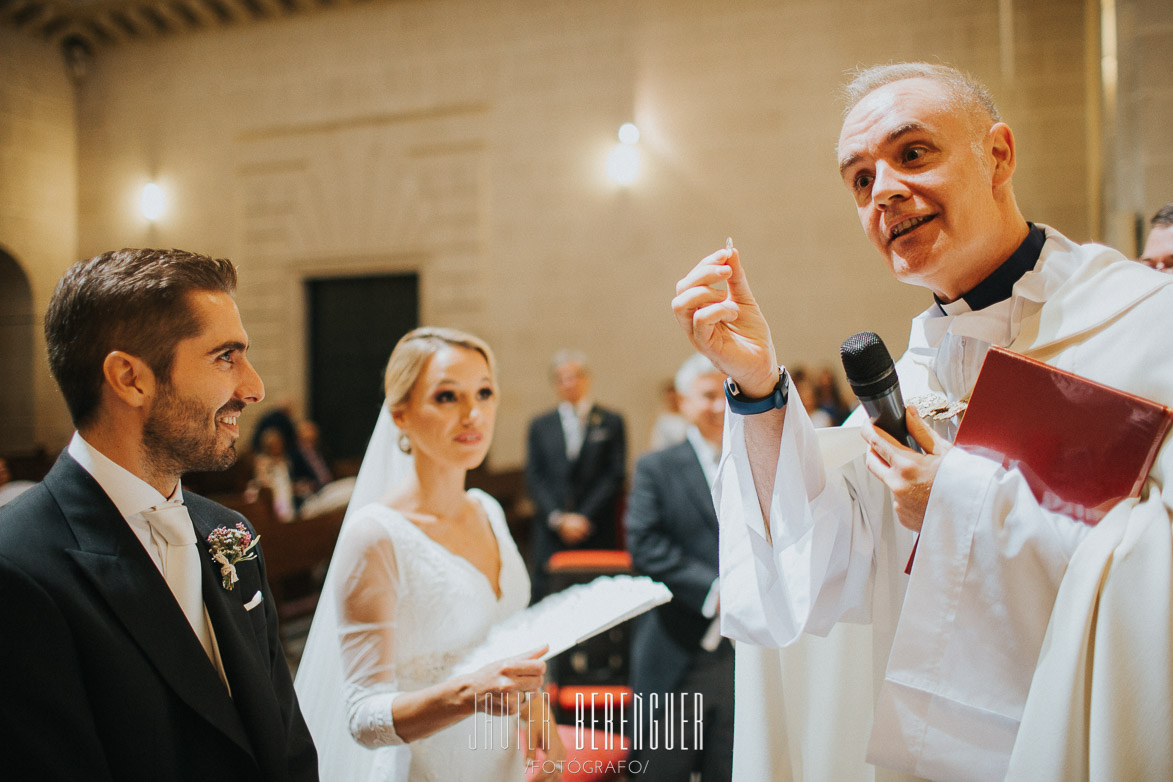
[0,452,318,781]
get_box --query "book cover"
[954,346,1173,524]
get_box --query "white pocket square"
[244,590,263,611]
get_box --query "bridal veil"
[294,402,413,781]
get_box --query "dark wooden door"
[307,273,419,461]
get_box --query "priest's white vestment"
[718,226,1173,782]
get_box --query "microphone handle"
[858,387,924,454]
[857,383,925,574]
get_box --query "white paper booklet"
[452,575,672,675]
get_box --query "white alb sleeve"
[715,394,902,648]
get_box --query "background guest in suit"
[1140,201,1173,272]
[0,249,318,781]
[293,419,334,495]
[626,353,734,781]
[525,349,626,599]
[647,377,689,452]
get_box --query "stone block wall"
[1,0,1119,465]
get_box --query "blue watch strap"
[724,368,789,414]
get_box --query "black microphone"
[840,331,923,453]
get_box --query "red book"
[907,346,1173,572]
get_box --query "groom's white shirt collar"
[67,433,228,686]
[68,432,184,571]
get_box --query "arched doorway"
[0,248,36,452]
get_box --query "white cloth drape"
[718,228,1173,781]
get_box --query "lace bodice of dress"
[334,489,531,781]
[367,489,530,689]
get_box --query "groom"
[0,249,318,781]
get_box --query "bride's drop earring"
[398,433,412,454]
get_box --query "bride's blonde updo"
[383,326,497,409]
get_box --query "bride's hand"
[522,694,564,782]
[464,645,548,714]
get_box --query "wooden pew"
[212,487,345,620]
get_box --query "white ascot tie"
[566,416,585,461]
[559,403,587,461]
[142,503,215,663]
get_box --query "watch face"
[723,368,788,413]
[726,370,785,399]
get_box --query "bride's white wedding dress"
[296,486,531,782]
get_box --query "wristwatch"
[724,367,789,415]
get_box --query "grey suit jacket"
[625,440,722,697]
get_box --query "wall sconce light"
[606,123,641,186]
[140,182,165,221]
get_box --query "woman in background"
[252,427,296,521]
[815,367,852,426]
[296,327,563,781]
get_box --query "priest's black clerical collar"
[934,222,1046,314]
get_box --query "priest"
[673,62,1173,781]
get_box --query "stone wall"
[0,28,77,451]
[3,0,1111,465]
[1104,0,1173,253]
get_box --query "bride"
[295,327,564,781]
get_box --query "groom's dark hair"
[45,248,238,428]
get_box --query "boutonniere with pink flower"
[589,411,604,429]
[206,523,261,590]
